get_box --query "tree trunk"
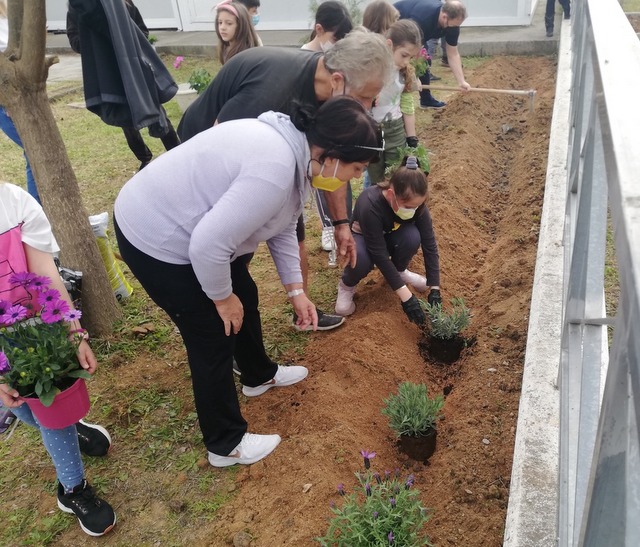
[0,0,120,335]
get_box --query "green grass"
[621,0,640,11]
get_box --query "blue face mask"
[251,14,260,26]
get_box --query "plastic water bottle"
[327,231,337,268]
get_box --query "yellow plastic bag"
[89,212,132,301]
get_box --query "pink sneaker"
[335,281,356,316]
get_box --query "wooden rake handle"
[421,85,537,111]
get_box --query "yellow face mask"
[311,159,344,192]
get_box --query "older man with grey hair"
[177,29,393,332]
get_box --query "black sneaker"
[429,72,441,81]
[292,309,345,331]
[57,480,116,536]
[76,420,111,457]
[419,97,446,109]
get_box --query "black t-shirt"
[394,0,460,47]
[177,47,322,141]
[351,185,440,290]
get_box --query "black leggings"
[114,217,278,455]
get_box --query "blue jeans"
[12,404,84,490]
[0,106,40,203]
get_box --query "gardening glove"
[401,295,426,326]
[427,289,442,307]
[406,136,419,149]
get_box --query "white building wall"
[46,0,539,32]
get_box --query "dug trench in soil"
[186,55,557,546]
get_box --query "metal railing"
[557,0,640,545]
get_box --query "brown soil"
[4,55,556,546]
[189,55,556,546]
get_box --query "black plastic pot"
[398,427,437,461]
[427,334,465,364]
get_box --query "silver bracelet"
[287,289,305,298]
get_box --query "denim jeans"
[0,106,40,203]
[12,404,84,490]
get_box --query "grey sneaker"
[242,364,308,397]
[208,433,281,467]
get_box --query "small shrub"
[385,143,431,179]
[148,34,158,44]
[422,297,470,340]
[317,452,432,546]
[382,382,444,437]
[188,68,212,94]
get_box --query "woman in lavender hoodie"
[114,96,382,467]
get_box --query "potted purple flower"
[0,272,91,428]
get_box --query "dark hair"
[236,0,260,8]
[362,0,399,35]
[291,96,382,164]
[386,19,422,49]
[388,156,428,199]
[309,1,353,41]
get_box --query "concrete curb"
[502,18,572,547]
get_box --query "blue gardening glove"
[427,289,442,307]
[406,136,419,148]
[401,295,426,325]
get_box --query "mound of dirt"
[189,55,558,546]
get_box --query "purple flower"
[1,304,28,325]
[372,511,379,520]
[360,449,376,469]
[365,483,371,497]
[389,497,396,508]
[9,271,36,287]
[388,531,395,544]
[29,275,51,291]
[63,309,82,322]
[405,474,415,489]
[173,55,184,68]
[0,300,11,316]
[384,470,391,481]
[373,472,382,484]
[337,483,345,496]
[0,352,10,374]
[41,300,70,324]
[37,289,61,306]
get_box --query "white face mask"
[392,192,418,220]
[320,40,335,52]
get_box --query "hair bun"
[290,102,317,132]
[406,156,419,170]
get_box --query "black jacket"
[67,0,176,135]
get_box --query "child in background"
[237,0,263,45]
[301,0,353,52]
[364,19,422,188]
[362,0,399,34]
[334,156,442,323]
[215,0,260,65]
[0,182,115,537]
[301,1,354,259]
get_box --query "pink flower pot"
[23,378,90,429]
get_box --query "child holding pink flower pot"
[0,182,116,537]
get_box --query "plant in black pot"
[382,382,444,462]
[421,297,470,364]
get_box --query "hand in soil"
[428,288,442,306]
[402,295,426,325]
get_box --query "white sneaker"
[335,280,356,316]
[208,433,281,467]
[321,227,335,252]
[399,269,428,292]
[241,365,309,397]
